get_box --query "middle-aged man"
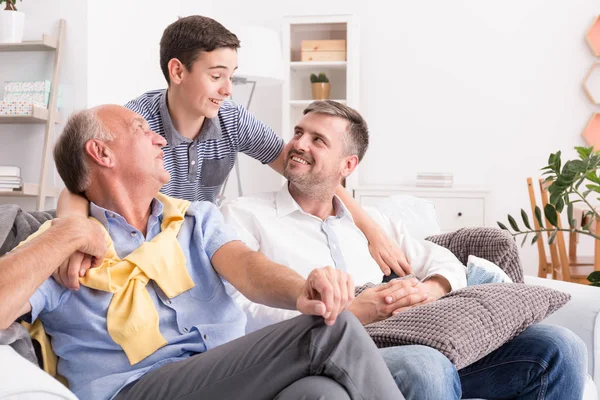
[0,104,404,400]
[220,101,588,400]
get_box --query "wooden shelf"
[0,105,60,124]
[290,99,347,107]
[290,61,347,70]
[0,34,58,52]
[0,182,61,198]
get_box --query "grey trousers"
[115,311,404,400]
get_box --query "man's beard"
[284,165,338,202]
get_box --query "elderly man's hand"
[296,267,355,326]
[51,216,107,290]
[349,278,427,325]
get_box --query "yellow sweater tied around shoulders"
[22,193,194,365]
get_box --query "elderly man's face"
[97,106,170,188]
[283,112,349,189]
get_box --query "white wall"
[0,1,88,210]
[87,0,180,106]
[182,0,599,275]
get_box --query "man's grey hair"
[303,100,369,162]
[53,109,114,194]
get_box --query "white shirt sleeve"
[365,207,467,291]
[221,200,302,333]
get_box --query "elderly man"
[220,101,588,400]
[0,105,404,400]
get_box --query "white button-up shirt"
[220,184,467,333]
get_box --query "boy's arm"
[54,189,93,290]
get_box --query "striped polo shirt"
[125,89,284,203]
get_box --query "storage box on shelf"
[300,39,346,61]
[0,20,65,210]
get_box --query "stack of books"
[416,172,453,188]
[0,166,22,192]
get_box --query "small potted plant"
[310,72,331,100]
[0,0,24,44]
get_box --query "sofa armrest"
[0,345,77,399]
[525,275,600,385]
[427,228,524,283]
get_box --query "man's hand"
[51,216,107,290]
[349,278,428,325]
[368,228,412,277]
[296,267,355,326]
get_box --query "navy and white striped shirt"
[125,89,284,203]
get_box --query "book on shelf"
[0,166,21,177]
[416,172,453,188]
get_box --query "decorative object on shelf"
[416,172,454,188]
[582,113,600,150]
[310,72,330,100]
[301,39,346,62]
[0,0,24,44]
[3,80,62,107]
[497,146,600,286]
[586,15,600,57]
[220,25,283,200]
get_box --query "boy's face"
[176,47,237,118]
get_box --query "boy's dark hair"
[160,16,240,84]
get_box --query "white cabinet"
[354,186,490,233]
[281,15,360,191]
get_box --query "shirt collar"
[158,89,223,146]
[275,183,353,222]
[89,198,165,231]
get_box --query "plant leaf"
[534,206,544,229]
[548,229,558,245]
[587,271,600,282]
[531,233,541,245]
[507,215,520,232]
[544,204,558,227]
[520,233,528,247]
[555,196,565,213]
[567,203,574,228]
[520,209,532,230]
[497,221,509,231]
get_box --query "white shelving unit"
[282,15,360,192]
[0,20,65,210]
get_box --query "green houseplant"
[498,146,600,286]
[310,72,330,100]
[0,0,20,10]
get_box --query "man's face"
[283,112,350,190]
[97,106,170,188]
[176,48,237,118]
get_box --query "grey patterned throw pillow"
[356,283,570,370]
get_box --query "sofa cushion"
[357,282,570,370]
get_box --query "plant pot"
[0,10,25,44]
[311,82,331,100]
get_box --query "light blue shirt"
[27,198,245,400]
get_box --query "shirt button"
[130,231,137,237]
[203,334,208,340]
[183,327,189,333]
[191,160,196,165]
[166,299,172,305]
[108,213,115,218]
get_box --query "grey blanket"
[0,204,54,364]
[0,204,54,256]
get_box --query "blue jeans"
[379,324,587,400]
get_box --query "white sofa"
[1,195,599,399]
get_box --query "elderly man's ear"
[85,140,116,168]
